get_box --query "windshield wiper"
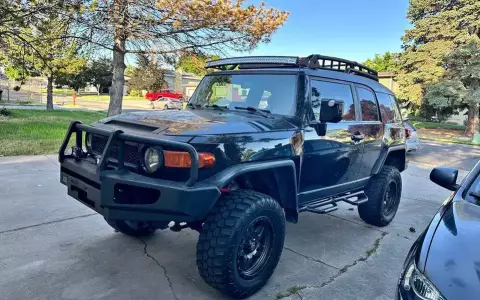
[205,104,228,111]
[234,106,271,118]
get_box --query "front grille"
[91,135,140,164]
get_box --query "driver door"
[299,78,365,204]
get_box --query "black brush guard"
[58,121,221,223]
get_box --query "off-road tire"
[358,165,402,227]
[106,220,166,237]
[196,190,285,299]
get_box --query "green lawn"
[0,109,106,156]
[411,121,465,131]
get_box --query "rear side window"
[357,87,380,121]
[311,80,356,121]
[376,92,402,123]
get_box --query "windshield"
[189,74,297,116]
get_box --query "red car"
[145,89,184,101]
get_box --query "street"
[0,141,477,300]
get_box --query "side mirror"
[430,167,459,191]
[320,99,344,123]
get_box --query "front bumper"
[59,121,221,223]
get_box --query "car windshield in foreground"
[188,74,297,116]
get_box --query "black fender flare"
[371,144,406,175]
[205,159,299,222]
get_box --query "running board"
[299,191,368,214]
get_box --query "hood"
[98,109,296,136]
[424,200,480,300]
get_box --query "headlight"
[142,147,162,173]
[85,133,93,153]
[403,261,445,300]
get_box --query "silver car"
[151,97,184,110]
[403,118,420,152]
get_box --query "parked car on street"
[59,55,406,299]
[150,97,184,110]
[403,118,420,152]
[397,162,480,300]
[145,89,184,101]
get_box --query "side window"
[376,92,402,123]
[357,87,380,121]
[390,95,403,121]
[311,80,356,121]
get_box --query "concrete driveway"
[0,142,477,300]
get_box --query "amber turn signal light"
[163,151,215,168]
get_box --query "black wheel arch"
[205,159,299,223]
[371,144,407,175]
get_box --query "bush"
[0,107,12,116]
[128,89,143,97]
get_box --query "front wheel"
[196,190,285,299]
[358,165,402,227]
[164,104,169,110]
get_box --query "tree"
[176,52,220,76]
[55,65,90,92]
[127,54,167,92]
[55,57,113,94]
[424,41,480,135]
[363,52,398,73]
[87,57,113,96]
[73,0,289,116]
[1,4,86,110]
[397,0,480,109]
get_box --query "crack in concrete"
[317,232,388,289]
[283,247,339,270]
[0,213,97,234]
[140,239,179,300]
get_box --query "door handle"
[351,133,365,141]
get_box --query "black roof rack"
[205,55,378,81]
[298,55,378,81]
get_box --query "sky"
[238,0,411,63]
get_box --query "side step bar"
[298,191,368,214]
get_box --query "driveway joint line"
[45,154,60,166]
[0,213,96,234]
[140,239,178,300]
[283,247,339,270]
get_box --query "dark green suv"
[59,55,407,298]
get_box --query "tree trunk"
[46,76,54,110]
[466,103,479,136]
[108,0,127,116]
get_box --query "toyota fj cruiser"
[59,55,406,299]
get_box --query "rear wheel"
[358,166,402,227]
[164,104,168,110]
[106,220,168,237]
[196,190,285,299]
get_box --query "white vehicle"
[403,118,420,152]
[151,97,184,110]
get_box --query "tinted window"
[377,92,402,123]
[357,87,380,121]
[311,80,355,121]
[190,74,297,116]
